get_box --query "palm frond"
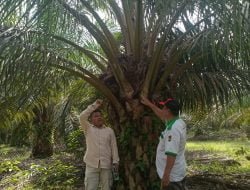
[0,0,249,118]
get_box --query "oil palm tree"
[0,0,249,188]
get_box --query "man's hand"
[112,163,119,172]
[161,173,170,189]
[140,95,152,106]
[95,99,103,108]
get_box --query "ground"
[0,136,250,189]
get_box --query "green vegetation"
[1,139,249,189]
[30,160,79,188]
[0,0,249,189]
[0,160,20,174]
[0,145,82,190]
[66,129,85,161]
[186,96,250,140]
[187,141,250,174]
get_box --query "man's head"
[90,109,104,127]
[159,98,180,117]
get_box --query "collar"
[91,124,105,129]
[166,117,179,130]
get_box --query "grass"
[1,140,250,189]
[186,140,250,174]
[0,144,29,160]
[0,145,82,190]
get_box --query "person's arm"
[161,156,176,188]
[141,95,167,121]
[79,99,102,133]
[111,129,119,165]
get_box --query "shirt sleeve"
[79,101,99,133]
[110,129,119,164]
[164,125,180,157]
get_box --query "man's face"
[162,106,172,119]
[90,112,104,127]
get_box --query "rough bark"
[113,115,162,190]
[31,122,53,158]
[31,107,53,158]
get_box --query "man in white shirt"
[79,99,119,190]
[141,96,187,190]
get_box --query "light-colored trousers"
[85,165,113,190]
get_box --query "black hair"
[165,100,180,116]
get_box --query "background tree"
[0,0,249,189]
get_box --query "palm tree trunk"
[31,108,53,158]
[114,116,161,189]
[31,122,53,158]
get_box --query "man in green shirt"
[141,96,187,190]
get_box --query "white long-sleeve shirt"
[79,101,119,169]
